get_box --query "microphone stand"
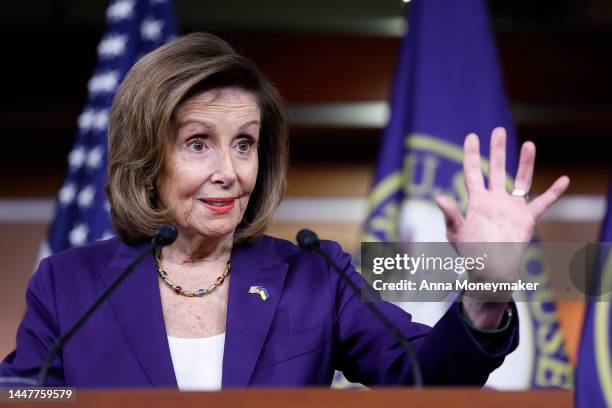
[37,224,177,386]
[297,229,424,387]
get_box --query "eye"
[235,138,255,154]
[187,137,206,152]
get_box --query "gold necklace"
[155,249,231,297]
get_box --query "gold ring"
[511,188,529,198]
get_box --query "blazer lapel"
[99,240,177,388]
[222,240,288,387]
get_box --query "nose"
[210,148,237,187]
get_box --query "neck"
[161,230,234,266]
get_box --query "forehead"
[174,86,261,123]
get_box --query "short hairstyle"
[105,32,289,245]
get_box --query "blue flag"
[45,0,177,254]
[361,0,571,389]
[576,185,612,407]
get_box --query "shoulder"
[244,234,351,266]
[33,237,128,290]
[25,238,125,309]
[239,235,357,292]
[42,237,122,270]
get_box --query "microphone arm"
[296,229,424,387]
[37,224,178,387]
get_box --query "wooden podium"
[3,389,573,407]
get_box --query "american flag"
[45,0,177,255]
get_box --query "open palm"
[434,127,569,316]
[435,127,569,245]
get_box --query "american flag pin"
[248,285,270,301]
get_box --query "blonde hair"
[105,32,289,245]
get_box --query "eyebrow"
[177,119,261,131]
[238,120,261,131]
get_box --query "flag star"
[86,146,104,169]
[69,224,89,246]
[78,110,94,131]
[88,71,120,94]
[107,0,135,21]
[92,110,109,131]
[77,185,96,208]
[59,183,77,205]
[141,18,163,41]
[68,146,87,168]
[98,34,128,58]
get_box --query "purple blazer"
[1,235,518,387]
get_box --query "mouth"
[199,197,236,214]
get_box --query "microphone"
[152,223,178,247]
[37,224,178,387]
[296,229,424,387]
[296,229,320,250]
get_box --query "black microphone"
[152,223,178,247]
[296,229,424,387]
[37,224,178,387]
[296,229,320,250]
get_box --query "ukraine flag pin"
[248,285,270,301]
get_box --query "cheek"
[155,173,173,208]
[243,160,259,193]
[238,159,259,193]
[158,162,209,206]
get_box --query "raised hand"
[435,127,569,245]
[433,127,570,328]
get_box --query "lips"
[200,197,236,214]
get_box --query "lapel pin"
[248,285,270,301]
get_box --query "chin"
[197,222,239,239]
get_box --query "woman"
[0,32,569,389]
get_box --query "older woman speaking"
[0,32,569,389]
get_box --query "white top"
[167,333,225,391]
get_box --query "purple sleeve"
[325,241,519,386]
[0,258,65,386]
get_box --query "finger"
[528,175,570,220]
[513,141,536,193]
[488,127,507,191]
[435,195,464,235]
[463,133,485,192]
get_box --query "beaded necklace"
[155,249,231,297]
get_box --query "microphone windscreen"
[296,229,320,250]
[153,224,178,247]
